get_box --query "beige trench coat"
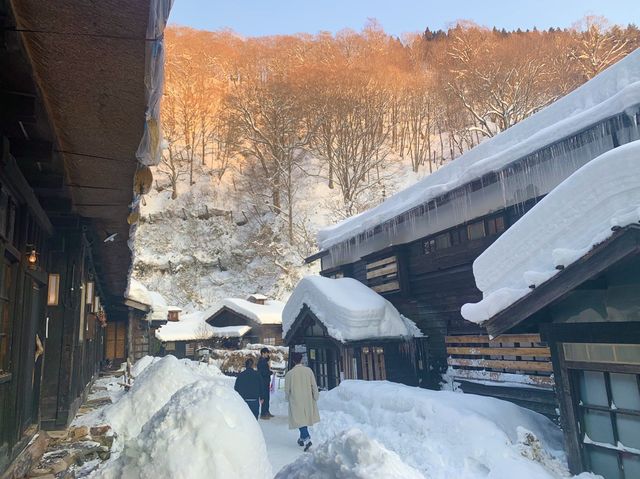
[284,364,320,429]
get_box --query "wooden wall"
[207,309,283,345]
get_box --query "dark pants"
[260,381,270,416]
[299,426,310,440]
[245,399,259,419]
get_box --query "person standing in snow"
[234,358,263,419]
[257,347,274,419]
[285,352,320,451]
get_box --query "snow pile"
[313,380,574,479]
[275,428,425,479]
[102,355,224,439]
[318,49,640,250]
[461,139,640,323]
[98,380,272,479]
[210,298,285,325]
[131,355,160,377]
[283,276,421,341]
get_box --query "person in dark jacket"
[234,358,263,419]
[257,347,274,419]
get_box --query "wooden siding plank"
[452,369,555,387]
[446,334,544,344]
[447,358,554,372]
[366,263,398,279]
[366,256,396,270]
[371,281,400,293]
[446,346,551,357]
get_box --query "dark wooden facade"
[206,307,283,346]
[285,306,428,390]
[1,0,162,473]
[484,226,640,479]
[321,201,540,390]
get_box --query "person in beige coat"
[284,352,320,451]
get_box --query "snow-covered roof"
[207,298,285,325]
[167,305,182,312]
[317,49,640,251]
[461,139,640,324]
[126,278,153,306]
[248,293,268,301]
[155,312,252,342]
[283,276,422,342]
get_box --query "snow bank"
[210,298,285,325]
[283,276,421,341]
[131,355,160,377]
[318,49,640,250]
[462,139,640,323]
[99,380,272,479]
[275,428,425,479]
[313,380,571,479]
[102,355,224,439]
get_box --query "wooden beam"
[447,346,551,357]
[447,358,554,372]
[9,138,53,163]
[446,334,544,345]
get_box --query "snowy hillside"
[131,155,427,312]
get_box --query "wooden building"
[306,51,640,415]
[205,296,285,346]
[283,276,427,390]
[464,141,640,479]
[0,0,171,474]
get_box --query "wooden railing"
[446,334,554,388]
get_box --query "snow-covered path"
[259,413,304,474]
[260,390,305,474]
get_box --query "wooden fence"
[446,333,557,418]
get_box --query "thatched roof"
[10,0,154,298]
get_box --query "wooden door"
[105,322,126,361]
[361,346,386,381]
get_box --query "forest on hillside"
[159,16,639,244]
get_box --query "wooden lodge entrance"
[105,322,127,364]
[307,344,339,390]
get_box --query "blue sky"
[168,0,640,37]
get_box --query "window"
[574,369,640,479]
[435,233,451,249]
[165,341,176,351]
[263,337,276,346]
[47,274,60,306]
[467,221,486,240]
[423,239,436,254]
[487,216,506,236]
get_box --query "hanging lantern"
[27,248,38,270]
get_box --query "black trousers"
[245,399,259,419]
[260,381,270,416]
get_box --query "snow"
[131,355,160,377]
[310,380,591,479]
[102,355,227,439]
[211,325,252,337]
[282,276,421,342]
[461,139,640,323]
[317,49,640,251]
[125,278,153,306]
[209,298,285,325]
[275,428,426,479]
[98,380,272,479]
[154,312,218,341]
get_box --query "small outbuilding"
[283,276,427,390]
[205,296,285,346]
[462,143,640,479]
